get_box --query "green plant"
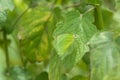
[0,0,120,80]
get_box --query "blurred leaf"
[115,0,120,10]
[70,75,88,80]
[115,36,120,45]
[35,72,48,80]
[0,11,7,23]
[88,31,120,80]
[0,48,6,80]
[115,36,120,53]
[24,0,40,8]
[60,74,69,80]
[83,52,90,65]
[86,0,102,5]
[0,0,14,11]
[0,0,14,23]
[102,8,113,28]
[68,60,89,79]
[53,7,62,22]
[9,66,32,80]
[8,35,23,66]
[19,6,51,62]
[103,0,115,10]
[1,11,17,34]
[27,62,45,76]
[49,52,63,80]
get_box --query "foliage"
[0,0,120,80]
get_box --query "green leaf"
[103,0,115,10]
[0,48,6,80]
[68,60,89,79]
[0,0,14,27]
[115,36,120,46]
[102,8,113,28]
[0,0,14,11]
[53,7,62,22]
[87,0,102,5]
[89,31,120,80]
[49,53,63,80]
[77,13,98,43]
[115,0,120,10]
[1,11,16,34]
[53,10,97,63]
[35,72,48,80]
[53,11,97,73]
[70,75,88,80]
[60,74,69,80]
[53,10,80,36]
[0,11,7,23]
[62,47,76,71]
[19,6,51,62]
[0,0,14,31]
[53,34,74,56]
[9,66,32,80]
[59,35,89,71]
[7,35,23,66]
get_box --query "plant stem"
[3,31,10,77]
[19,39,26,67]
[89,52,91,80]
[94,4,104,30]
